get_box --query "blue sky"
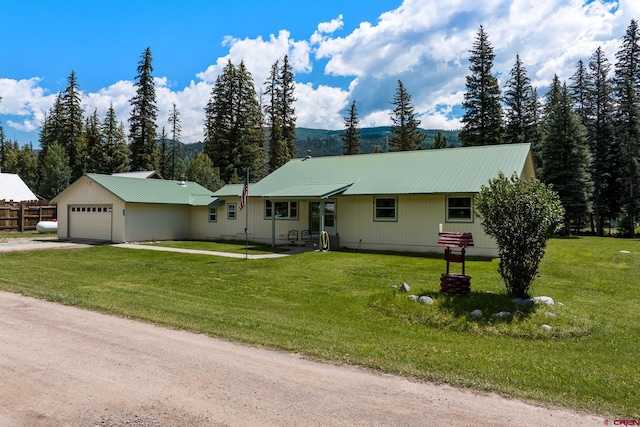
[0,0,635,147]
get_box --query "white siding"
[336,194,497,257]
[55,176,125,242]
[124,204,190,242]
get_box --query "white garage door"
[69,205,112,241]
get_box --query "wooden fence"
[0,200,57,232]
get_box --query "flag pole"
[244,167,249,260]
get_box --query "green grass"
[145,240,289,255]
[0,236,638,418]
[0,230,54,241]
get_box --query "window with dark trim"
[227,203,237,220]
[374,197,397,221]
[264,200,298,219]
[209,207,217,222]
[447,196,473,222]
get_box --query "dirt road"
[0,290,603,427]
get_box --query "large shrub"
[474,172,565,298]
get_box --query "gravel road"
[0,289,603,427]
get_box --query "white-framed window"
[264,200,298,219]
[374,197,397,221]
[209,207,217,222]
[227,203,237,220]
[447,196,473,222]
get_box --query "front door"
[309,200,336,235]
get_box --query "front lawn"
[0,236,638,418]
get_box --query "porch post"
[319,199,325,247]
[271,199,276,247]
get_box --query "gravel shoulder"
[0,290,604,427]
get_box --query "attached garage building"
[52,174,218,243]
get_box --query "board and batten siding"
[123,204,190,242]
[336,194,497,257]
[55,175,125,242]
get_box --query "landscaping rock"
[469,309,483,318]
[545,312,556,318]
[493,311,512,318]
[408,295,419,301]
[533,296,554,306]
[514,310,526,317]
[400,283,410,292]
[418,296,434,305]
[512,298,535,306]
[541,324,553,331]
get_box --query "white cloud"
[3,0,640,146]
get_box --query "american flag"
[239,178,248,211]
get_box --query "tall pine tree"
[459,25,503,146]
[613,19,640,236]
[341,100,362,155]
[100,104,131,174]
[540,81,593,234]
[129,47,159,171]
[388,80,424,151]
[167,102,183,179]
[503,54,539,145]
[62,70,86,180]
[204,60,265,183]
[587,47,619,235]
[265,56,297,171]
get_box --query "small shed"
[438,231,474,295]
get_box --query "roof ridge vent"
[178,174,187,187]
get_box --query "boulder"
[493,311,512,318]
[400,283,410,292]
[418,296,434,305]
[533,296,554,306]
[408,295,419,301]
[469,309,483,318]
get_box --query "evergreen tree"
[459,25,503,146]
[158,127,172,179]
[61,70,86,180]
[84,109,102,173]
[18,143,39,191]
[389,80,424,151]
[613,19,640,236]
[129,47,159,171]
[264,60,287,171]
[167,102,183,179]
[341,100,362,155]
[204,60,265,183]
[540,82,593,233]
[38,142,71,200]
[587,47,619,235]
[1,140,19,173]
[99,103,131,174]
[569,59,590,125]
[0,120,5,169]
[186,152,224,191]
[39,93,66,170]
[279,55,297,161]
[433,131,447,149]
[503,54,539,145]
[264,56,297,171]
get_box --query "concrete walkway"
[111,242,314,259]
[0,237,315,259]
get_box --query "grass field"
[0,236,638,417]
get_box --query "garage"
[69,205,112,241]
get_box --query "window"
[447,197,473,222]
[209,207,217,222]
[227,203,237,220]
[374,197,397,221]
[264,201,298,219]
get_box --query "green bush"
[474,172,564,298]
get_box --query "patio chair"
[301,230,311,246]
[287,230,299,246]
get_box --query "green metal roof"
[235,144,533,198]
[57,174,219,206]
